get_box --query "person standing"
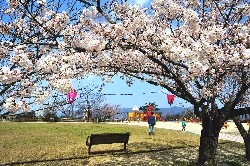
[148,112,156,135]
[182,118,186,131]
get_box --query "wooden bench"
[86,132,130,154]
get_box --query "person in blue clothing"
[182,118,186,131]
[148,112,156,135]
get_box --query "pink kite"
[167,94,174,106]
[67,90,77,104]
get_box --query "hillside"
[120,106,184,116]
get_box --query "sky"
[127,0,152,7]
[74,76,193,109]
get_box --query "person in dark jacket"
[148,112,156,135]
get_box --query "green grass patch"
[0,122,248,166]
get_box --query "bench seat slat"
[86,132,130,153]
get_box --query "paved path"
[112,121,247,143]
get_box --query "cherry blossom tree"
[100,103,121,120]
[1,0,250,165]
[0,0,95,112]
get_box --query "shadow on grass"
[2,145,191,166]
[2,142,246,166]
[1,156,91,166]
[215,141,248,165]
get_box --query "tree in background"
[100,103,121,120]
[42,107,59,122]
[0,0,250,165]
[182,107,195,120]
[139,102,160,113]
[73,83,106,120]
[39,82,106,120]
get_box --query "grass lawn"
[0,122,248,166]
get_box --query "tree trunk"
[197,115,223,165]
[233,116,250,161]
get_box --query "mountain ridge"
[120,106,184,116]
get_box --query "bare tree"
[73,83,106,120]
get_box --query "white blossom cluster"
[36,54,59,73]
[10,53,33,70]
[44,11,69,34]
[48,78,73,94]
[32,88,52,104]
[0,67,22,84]
[4,97,30,112]
[0,42,10,58]
[1,0,250,112]
[37,0,46,6]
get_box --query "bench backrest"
[90,133,130,145]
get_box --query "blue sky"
[127,0,152,7]
[74,76,193,108]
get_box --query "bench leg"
[88,145,91,154]
[124,143,127,151]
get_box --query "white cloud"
[166,28,171,35]
[127,0,152,6]
[161,89,169,94]
[86,75,95,80]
